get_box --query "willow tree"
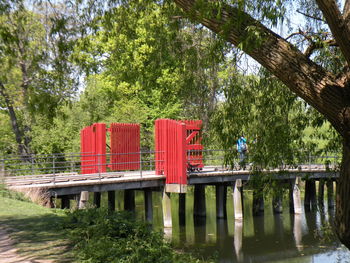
[172,0,350,248]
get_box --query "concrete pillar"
[108,191,115,211]
[253,190,264,216]
[93,192,101,208]
[304,180,317,211]
[290,177,302,214]
[216,185,227,219]
[79,191,89,209]
[144,189,153,222]
[61,196,70,209]
[318,179,325,209]
[162,188,172,228]
[327,180,335,208]
[179,193,186,226]
[193,185,206,217]
[124,189,135,211]
[272,194,283,214]
[233,179,243,220]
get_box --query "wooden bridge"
[1,120,339,229]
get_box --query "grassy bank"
[0,186,73,262]
[0,186,215,263]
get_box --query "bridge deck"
[3,165,338,196]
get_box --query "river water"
[111,187,350,263]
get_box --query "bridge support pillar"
[108,191,115,211]
[216,185,227,219]
[318,179,325,208]
[93,192,101,208]
[327,180,335,208]
[304,180,317,211]
[233,179,243,220]
[272,193,283,214]
[179,193,186,226]
[79,191,89,209]
[290,177,302,214]
[124,190,135,211]
[144,189,153,222]
[162,188,172,228]
[253,190,264,216]
[61,196,70,209]
[193,185,206,217]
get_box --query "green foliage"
[63,208,213,263]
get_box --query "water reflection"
[132,190,349,263]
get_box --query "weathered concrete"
[144,189,153,222]
[93,192,101,208]
[234,219,243,262]
[290,177,302,214]
[78,191,89,209]
[216,185,227,219]
[193,185,206,217]
[233,179,243,220]
[124,189,135,211]
[162,188,172,228]
[108,190,115,211]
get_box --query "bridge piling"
[253,190,264,216]
[304,180,317,211]
[162,188,172,228]
[179,193,186,226]
[108,191,115,211]
[193,185,206,217]
[318,179,325,208]
[216,185,227,219]
[61,196,70,209]
[93,192,101,208]
[327,180,335,208]
[272,194,283,214]
[144,189,153,222]
[78,191,89,209]
[233,179,243,220]
[124,190,135,211]
[290,177,302,214]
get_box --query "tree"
[172,0,350,248]
[0,1,78,159]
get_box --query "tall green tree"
[0,1,78,158]
[172,0,350,248]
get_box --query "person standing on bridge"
[237,135,248,170]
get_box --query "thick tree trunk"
[336,139,350,248]
[0,82,31,159]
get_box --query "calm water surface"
[108,187,350,263]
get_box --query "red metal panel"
[110,123,140,171]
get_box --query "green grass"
[0,189,73,262]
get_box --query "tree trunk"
[0,82,31,159]
[336,139,350,248]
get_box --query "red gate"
[80,123,106,174]
[109,123,140,170]
[155,119,203,193]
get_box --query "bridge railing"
[0,150,340,179]
[0,151,163,178]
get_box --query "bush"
[62,208,211,263]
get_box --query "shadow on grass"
[0,213,74,262]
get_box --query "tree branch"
[296,9,325,23]
[316,0,350,65]
[173,0,346,133]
